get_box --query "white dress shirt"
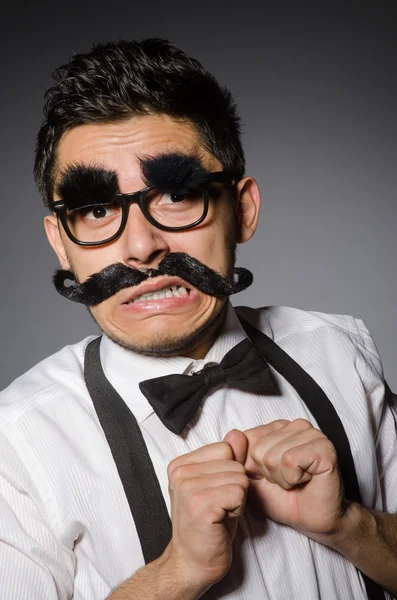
[0,304,396,600]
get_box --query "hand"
[225,419,346,542]
[164,440,249,595]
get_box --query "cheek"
[89,302,107,325]
[66,246,119,281]
[167,223,232,268]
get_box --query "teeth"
[129,286,189,303]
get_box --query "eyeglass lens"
[64,188,206,243]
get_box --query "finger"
[245,418,313,444]
[244,419,291,438]
[197,482,248,543]
[175,470,249,499]
[204,483,248,521]
[281,438,339,482]
[247,421,322,477]
[168,441,234,479]
[243,420,291,448]
[223,429,248,464]
[261,438,338,489]
[174,480,249,526]
[169,460,247,493]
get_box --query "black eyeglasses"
[52,171,236,247]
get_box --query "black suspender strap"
[240,319,361,501]
[240,318,386,600]
[84,337,172,564]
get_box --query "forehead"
[55,114,221,192]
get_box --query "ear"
[44,215,71,270]
[234,176,261,243]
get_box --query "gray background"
[1,1,396,390]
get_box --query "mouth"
[120,276,193,305]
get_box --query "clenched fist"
[165,440,249,596]
[225,419,346,543]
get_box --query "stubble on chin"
[91,298,229,358]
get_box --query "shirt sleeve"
[0,426,75,599]
[353,318,397,514]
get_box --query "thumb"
[224,429,248,465]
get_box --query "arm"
[0,428,75,600]
[327,320,397,596]
[108,440,249,600]
[325,380,397,596]
[321,502,397,597]
[106,551,197,600]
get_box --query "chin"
[101,301,228,358]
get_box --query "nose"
[119,203,170,268]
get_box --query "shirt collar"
[100,302,248,424]
[191,302,247,369]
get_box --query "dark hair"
[34,38,246,210]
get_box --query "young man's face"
[45,114,260,358]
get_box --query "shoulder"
[0,336,99,427]
[234,304,383,378]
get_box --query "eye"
[158,193,187,205]
[82,205,118,220]
[92,206,108,219]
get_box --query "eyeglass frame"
[52,171,237,247]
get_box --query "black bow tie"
[139,338,278,434]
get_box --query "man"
[0,38,396,600]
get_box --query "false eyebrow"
[139,152,211,193]
[56,164,119,210]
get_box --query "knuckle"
[169,464,192,485]
[232,461,246,475]
[167,456,182,479]
[311,428,325,441]
[323,440,338,460]
[281,449,295,468]
[271,419,291,429]
[178,477,197,497]
[240,473,250,490]
[290,418,313,430]
[167,461,175,480]
[250,444,265,465]
[263,450,279,471]
[223,482,247,503]
[232,471,250,489]
[234,484,248,506]
[217,441,234,460]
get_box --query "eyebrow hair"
[56,164,118,210]
[139,151,211,193]
[55,152,213,211]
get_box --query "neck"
[179,302,229,360]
